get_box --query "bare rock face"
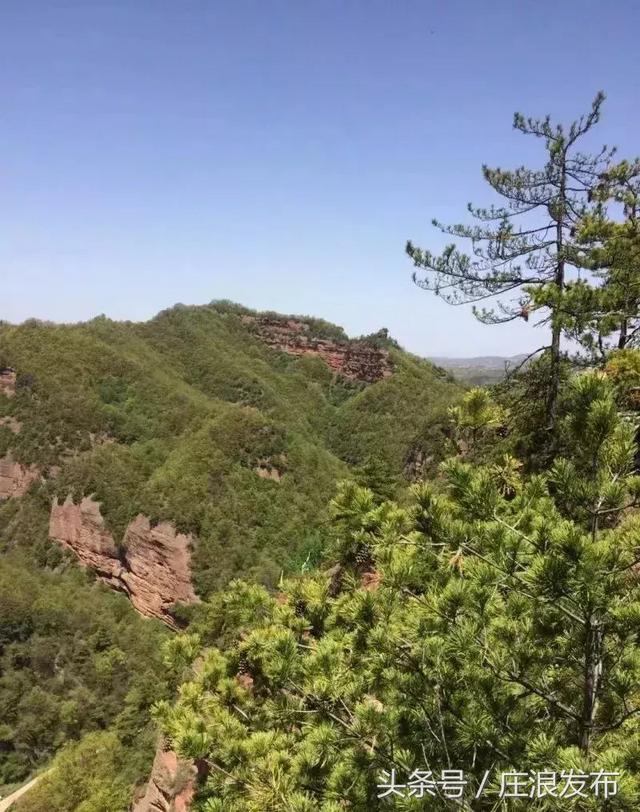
[0,368,16,398]
[0,454,40,499]
[49,496,124,587]
[254,464,282,481]
[132,743,197,812]
[403,447,434,482]
[122,516,199,626]
[253,455,285,482]
[49,497,198,629]
[243,316,393,383]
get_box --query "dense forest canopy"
[0,303,460,808]
[0,302,459,595]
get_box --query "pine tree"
[352,455,399,503]
[570,159,640,357]
[448,386,506,458]
[156,372,640,810]
[407,93,613,427]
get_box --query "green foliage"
[492,353,574,468]
[448,387,506,459]
[13,731,146,812]
[605,349,640,409]
[0,304,459,594]
[159,372,640,810]
[407,92,614,427]
[328,350,460,472]
[352,456,400,503]
[0,302,463,801]
[571,160,640,356]
[0,554,168,785]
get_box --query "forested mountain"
[0,301,461,806]
[3,94,640,812]
[0,301,460,596]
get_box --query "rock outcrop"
[0,368,16,398]
[0,454,39,499]
[132,743,197,812]
[122,515,199,625]
[253,454,286,482]
[243,316,393,383]
[49,497,198,629]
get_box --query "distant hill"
[0,301,461,599]
[429,353,530,385]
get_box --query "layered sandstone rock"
[0,368,16,398]
[122,516,199,626]
[0,454,39,499]
[49,497,198,629]
[132,744,197,812]
[243,316,393,383]
[49,496,124,588]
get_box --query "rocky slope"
[49,497,198,629]
[132,743,197,812]
[243,314,393,383]
[0,454,39,499]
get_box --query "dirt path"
[0,775,43,811]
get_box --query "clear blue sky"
[1,1,638,356]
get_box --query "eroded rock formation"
[123,515,199,625]
[0,454,39,499]
[49,497,198,628]
[243,316,393,383]
[132,743,197,812]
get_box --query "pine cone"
[237,655,251,675]
[354,544,374,571]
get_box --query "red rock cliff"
[49,497,198,629]
[132,743,197,812]
[243,316,393,383]
[0,454,39,499]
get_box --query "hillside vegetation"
[151,356,640,812]
[0,552,168,792]
[0,301,461,806]
[4,92,640,812]
[0,302,459,594]
[146,99,640,811]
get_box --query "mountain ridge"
[0,300,461,600]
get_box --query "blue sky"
[1,1,638,356]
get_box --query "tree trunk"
[580,619,603,753]
[618,317,629,349]
[547,159,567,428]
[548,317,562,426]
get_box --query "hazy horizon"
[0,295,531,362]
